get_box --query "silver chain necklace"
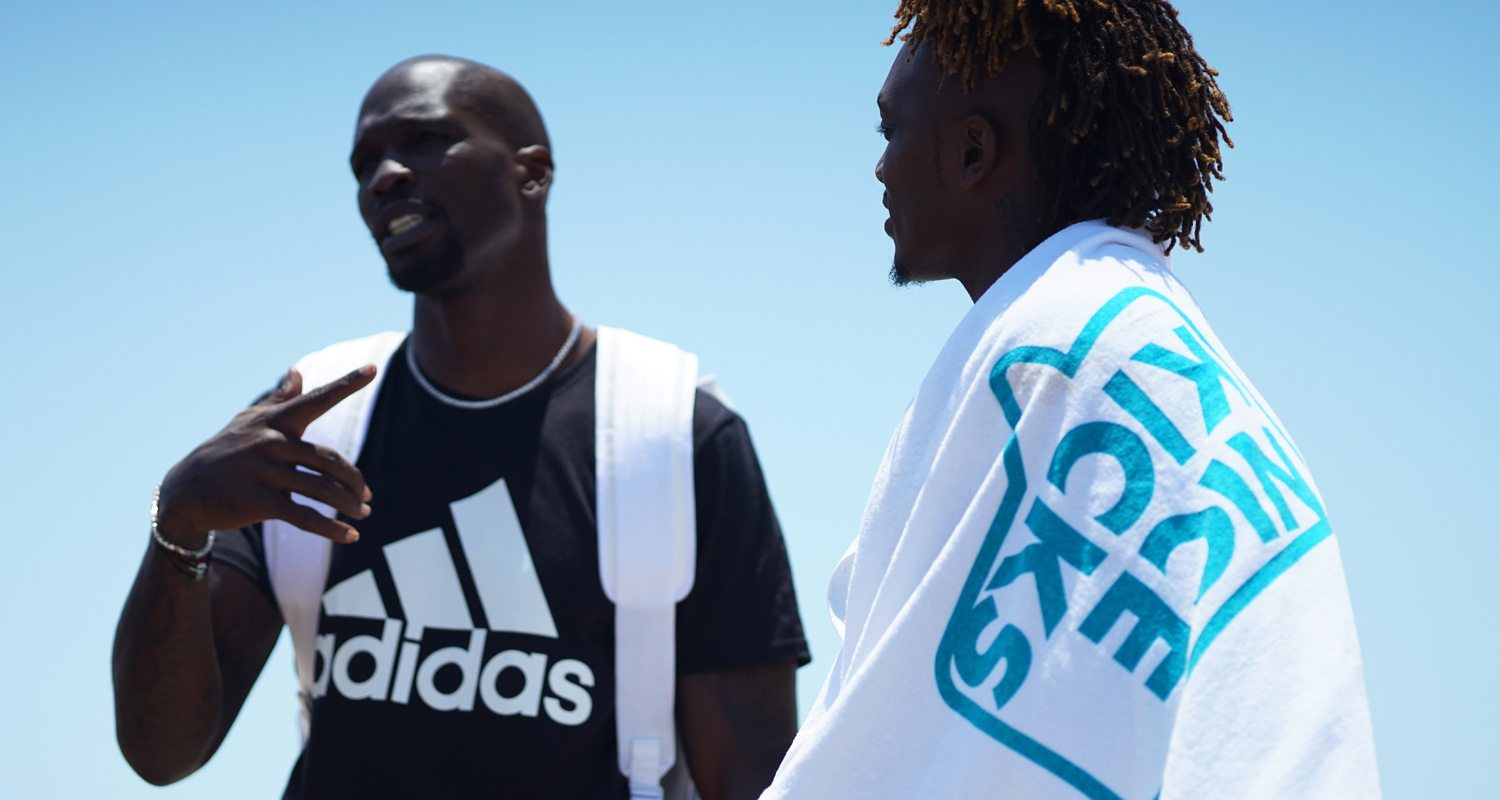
[405,316,583,410]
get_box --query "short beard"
[889,260,923,287]
[388,242,466,294]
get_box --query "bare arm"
[112,550,282,784]
[677,660,798,800]
[111,366,376,784]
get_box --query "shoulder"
[595,326,749,449]
[292,332,406,389]
[993,235,1216,387]
[966,249,1253,457]
[691,385,744,449]
[295,331,407,359]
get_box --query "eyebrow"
[348,132,378,169]
[349,117,461,166]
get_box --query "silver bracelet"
[150,485,214,573]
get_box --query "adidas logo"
[309,478,596,725]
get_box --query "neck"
[408,258,590,398]
[958,195,1058,302]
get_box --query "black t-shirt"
[217,340,808,799]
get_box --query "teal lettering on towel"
[1104,371,1196,466]
[1047,421,1156,534]
[1199,460,1280,543]
[948,594,1032,709]
[1079,572,1190,700]
[988,499,1108,635]
[1139,507,1237,601]
[934,287,1334,800]
[1227,429,1324,533]
[1131,326,1242,437]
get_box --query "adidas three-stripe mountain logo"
[309,478,596,725]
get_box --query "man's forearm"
[110,367,373,784]
[679,661,799,800]
[112,544,226,785]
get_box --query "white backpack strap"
[264,331,405,742]
[595,326,699,799]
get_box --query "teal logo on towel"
[934,288,1333,800]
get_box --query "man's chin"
[889,261,925,288]
[387,256,463,295]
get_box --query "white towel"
[764,221,1379,799]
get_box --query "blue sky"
[2,1,1496,796]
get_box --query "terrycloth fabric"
[764,221,1379,800]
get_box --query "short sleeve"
[214,522,278,604]
[675,403,810,675]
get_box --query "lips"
[388,212,424,236]
[373,201,443,252]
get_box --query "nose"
[369,155,413,197]
[875,154,885,184]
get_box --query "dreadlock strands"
[886,0,1232,252]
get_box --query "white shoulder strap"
[595,326,699,799]
[264,331,404,742]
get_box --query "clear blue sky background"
[2,1,1495,796]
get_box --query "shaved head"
[351,55,556,296]
[361,55,550,155]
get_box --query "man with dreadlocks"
[763,2,1379,798]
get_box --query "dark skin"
[876,42,1056,301]
[112,56,797,798]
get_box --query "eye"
[875,123,892,141]
[350,153,375,179]
[411,129,457,151]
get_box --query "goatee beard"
[388,245,465,294]
[889,261,922,287]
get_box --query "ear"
[957,114,998,190]
[515,144,554,198]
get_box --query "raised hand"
[154,365,378,546]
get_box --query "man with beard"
[113,55,807,800]
[763,3,1379,798]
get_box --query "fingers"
[272,368,302,401]
[244,363,378,542]
[269,494,361,544]
[273,365,377,435]
[267,440,371,503]
[253,368,303,408]
[265,467,371,523]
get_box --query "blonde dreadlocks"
[887,0,1232,252]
